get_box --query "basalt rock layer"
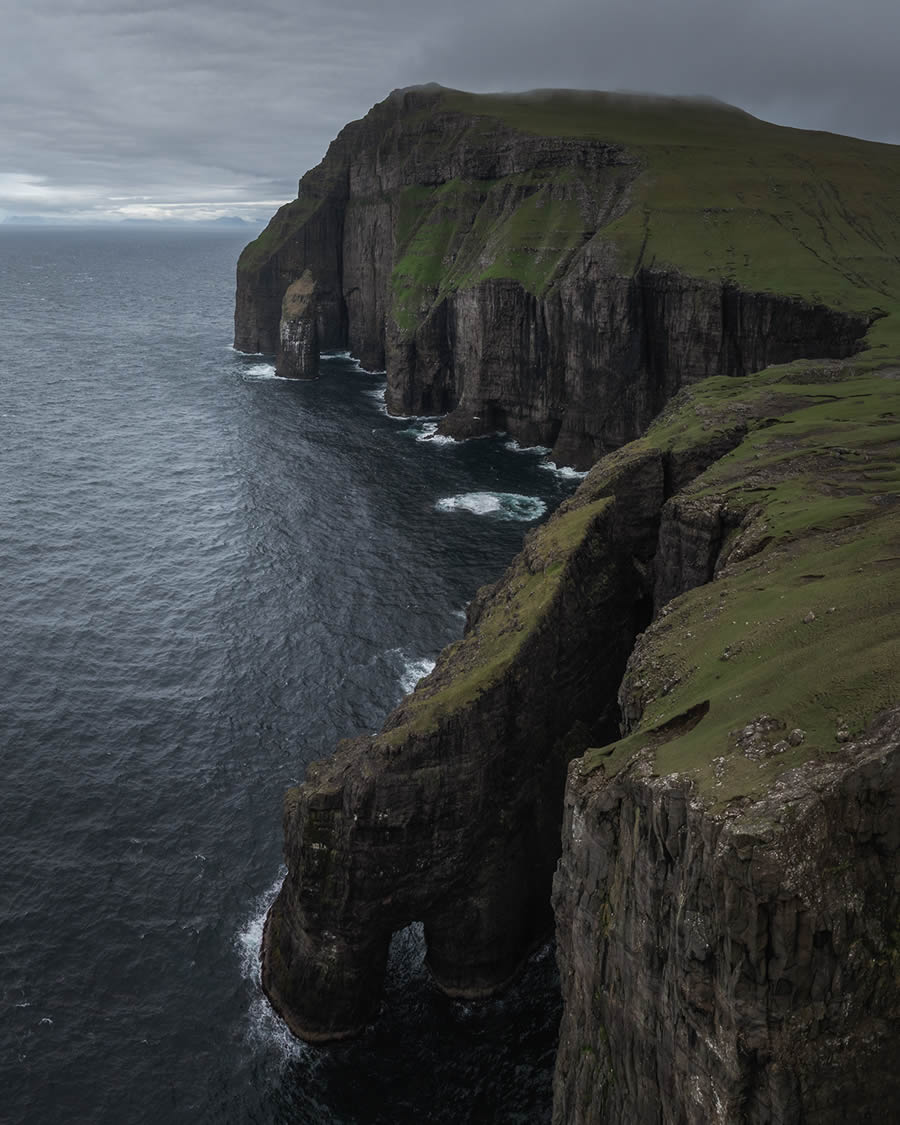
[553,712,900,1124]
[233,85,890,466]
[261,357,900,1118]
[260,414,760,1040]
[262,466,653,1040]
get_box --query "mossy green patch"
[389,172,603,333]
[475,193,585,291]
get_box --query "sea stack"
[276,271,318,379]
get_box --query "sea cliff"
[234,85,879,467]
[237,87,900,1120]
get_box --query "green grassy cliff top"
[239,85,900,362]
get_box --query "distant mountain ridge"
[3,215,257,228]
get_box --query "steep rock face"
[652,494,744,610]
[234,86,869,466]
[276,272,319,378]
[260,400,761,1042]
[235,86,634,371]
[262,447,674,1041]
[552,369,900,1121]
[393,268,867,468]
[234,190,347,356]
[553,713,900,1124]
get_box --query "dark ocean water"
[0,228,578,1124]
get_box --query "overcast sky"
[2,0,898,224]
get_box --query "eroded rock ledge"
[261,396,767,1041]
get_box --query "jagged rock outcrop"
[276,271,319,378]
[234,85,870,467]
[259,395,765,1042]
[553,711,900,1125]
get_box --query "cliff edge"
[553,361,900,1122]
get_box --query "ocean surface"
[0,227,579,1124]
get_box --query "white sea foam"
[504,439,552,455]
[435,492,547,521]
[240,362,279,381]
[539,460,589,480]
[362,386,388,413]
[399,655,436,694]
[236,870,307,1061]
[407,421,458,445]
[321,349,386,375]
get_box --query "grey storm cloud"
[2,0,899,221]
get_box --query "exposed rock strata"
[388,271,866,468]
[243,86,900,1120]
[257,357,899,1120]
[234,86,867,467]
[551,379,900,1121]
[553,711,900,1124]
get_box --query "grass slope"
[585,359,900,806]
[239,86,900,365]
[441,88,900,357]
[378,496,612,744]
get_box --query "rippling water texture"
[0,228,575,1123]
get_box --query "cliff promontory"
[238,87,900,1121]
[234,85,893,466]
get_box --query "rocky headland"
[237,86,900,1121]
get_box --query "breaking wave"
[403,420,457,445]
[235,871,306,1062]
[399,655,437,694]
[239,362,279,381]
[504,439,552,455]
[435,492,547,521]
[539,460,589,480]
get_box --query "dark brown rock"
[552,710,900,1125]
[275,272,319,379]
